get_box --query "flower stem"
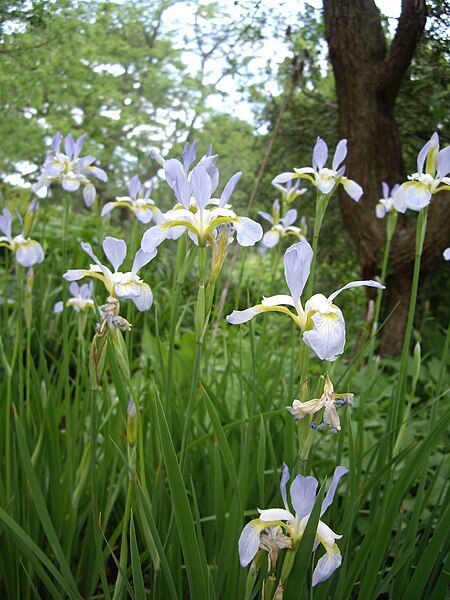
[391,207,428,436]
[305,193,329,299]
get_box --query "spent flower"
[0,206,44,267]
[238,463,348,586]
[397,132,450,211]
[259,199,306,248]
[287,375,353,432]
[273,138,363,201]
[63,236,155,312]
[33,132,107,206]
[227,239,384,361]
[101,175,163,224]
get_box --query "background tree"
[323,0,450,353]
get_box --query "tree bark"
[323,0,450,354]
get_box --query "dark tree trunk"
[323,0,450,355]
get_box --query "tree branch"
[378,0,427,98]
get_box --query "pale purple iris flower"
[272,178,307,205]
[227,239,384,361]
[33,132,107,206]
[142,146,262,252]
[397,132,450,211]
[0,207,44,267]
[443,248,450,261]
[54,281,95,314]
[101,175,163,224]
[259,199,306,248]
[63,237,155,311]
[272,138,363,202]
[238,463,348,586]
[375,182,405,218]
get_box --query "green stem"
[304,193,329,300]
[367,212,397,367]
[391,207,428,436]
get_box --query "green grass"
[0,198,448,600]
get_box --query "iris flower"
[227,239,384,361]
[444,248,450,261]
[141,160,262,252]
[54,281,94,314]
[33,132,107,206]
[63,236,155,311]
[287,375,353,433]
[272,178,307,205]
[397,132,450,211]
[0,208,44,267]
[238,463,348,587]
[259,199,306,248]
[272,138,363,201]
[375,182,405,218]
[101,175,163,224]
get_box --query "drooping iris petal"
[283,240,313,303]
[141,225,170,253]
[327,279,384,303]
[101,202,115,217]
[290,475,318,519]
[234,217,263,246]
[226,306,262,324]
[302,308,346,362]
[321,466,349,516]
[272,172,296,185]
[16,240,45,267]
[332,139,347,171]
[405,184,431,211]
[87,166,108,182]
[62,176,80,192]
[64,269,91,281]
[134,207,154,224]
[83,184,96,207]
[312,548,342,586]
[342,178,363,201]
[444,248,450,261]
[258,508,294,522]
[131,284,153,311]
[53,301,64,314]
[262,229,280,248]
[238,521,263,568]
[313,137,328,171]
[103,237,127,271]
[261,294,295,307]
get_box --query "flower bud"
[127,400,138,446]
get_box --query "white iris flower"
[0,208,45,267]
[272,138,363,202]
[227,239,385,361]
[397,132,450,211]
[63,236,155,312]
[238,464,348,586]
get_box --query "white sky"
[161,0,402,123]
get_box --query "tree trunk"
[323,0,450,355]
